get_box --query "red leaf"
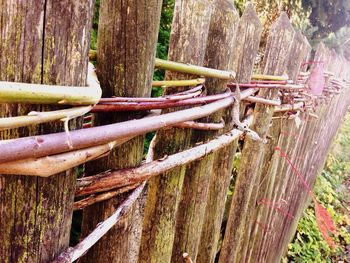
[314,199,337,249]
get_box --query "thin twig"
[53,183,146,263]
[245,96,281,106]
[99,90,202,103]
[73,183,141,210]
[173,120,225,130]
[274,102,304,113]
[0,106,91,131]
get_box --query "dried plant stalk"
[0,63,101,105]
[152,78,205,87]
[0,137,132,177]
[0,106,92,130]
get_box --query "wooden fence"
[0,1,349,263]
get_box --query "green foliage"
[287,112,350,262]
[90,0,100,50]
[153,0,175,82]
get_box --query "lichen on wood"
[80,1,163,263]
[198,3,262,263]
[0,1,94,262]
[139,1,213,262]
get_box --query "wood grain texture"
[80,1,162,263]
[0,1,94,262]
[219,12,295,263]
[139,1,212,262]
[170,1,239,262]
[242,28,309,263]
[197,3,261,263]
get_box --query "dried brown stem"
[73,183,141,211]
[53,183,146,263]
[99,89,202,103]
[75,115,253,197]
[173,120,225,130]
[245,96,281,106]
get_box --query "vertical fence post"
[245,31,310,262]
[219,13,295,263]
[0,1,94,262]
[80,1,162,263]
[197,3,262,263]
[139,1,212,262]
[170,1,239,262]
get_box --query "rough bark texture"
[197,3,261,263]
[139,1,212,262]
[80,1,162,263]
[0,1,94,262]
[219,13,295,263]
[170,2,239,262]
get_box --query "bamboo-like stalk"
[0,137,132,177]
[152,78,205,87]
[0,63,101,105]
[228,83,304,90]
[155,58,290,81]
[274,102,304,113]
[53,183,146,263]
[75,115,253,197]
[155,58,236,79]
[0,106,92,130]
[250,80,290,85]
[252,73,289,81]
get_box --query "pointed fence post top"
[231,2,262,82]
[263,12,295,76]
[241,1,261,27]
[270,12,294,31]
[287,30,308,82]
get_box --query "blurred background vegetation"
[285,112,350,262]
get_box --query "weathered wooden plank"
[243,30,309,262]
[0,1,94,262]
[139,1,213,262]
[80,1,162,263]
[240,27,309,263]
[197,3,262,263]
[170,1,239,262]
[219,13,295,263]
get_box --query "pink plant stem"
[274,147,314,198]
[92,90,232,112]
[99,89,203,103]
[227,83,304,90]
[0,97,237,164]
